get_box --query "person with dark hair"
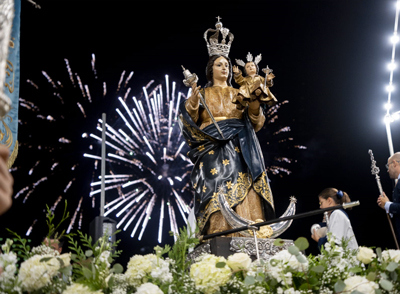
[377,152,400,245]
[311,188,358,250]
[231,52,277,110]
[43,234,65,254]
[180,19,276,236]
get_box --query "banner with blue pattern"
[2,0,20,167]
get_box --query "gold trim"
[202,116,236,125]
[7,140,18,168]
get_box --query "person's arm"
[0,145,13,215]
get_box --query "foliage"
[3,218,400,294]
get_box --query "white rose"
[356,247,376,264]
[135,282,163,294]
[344,276,378,294]
[227,253,252,271]
[382,249,400,262]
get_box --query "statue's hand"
[266,73,275,81]
[189,82,201,106]
[232,65,239,75]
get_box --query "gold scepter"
[369,149,399,249]
[181,66,225,139]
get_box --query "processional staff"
[368,149,399,249]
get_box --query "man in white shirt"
[377,152,400,246]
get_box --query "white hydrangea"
[125,254,172,287]
[0,251,19,293]
[62,282,103,294]
[135,282,163,294]
[150,257,173,284]
[343,276,378,294]
[381,249,400,263]
[18,254,61,291]
[190,254,231,294]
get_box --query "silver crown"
[236,52,262,68]
[203,16,234,57]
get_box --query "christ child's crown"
[235,52,262,68]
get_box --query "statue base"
[187,236,294,262]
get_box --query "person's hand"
[377,192,390,209]
[311,228,320,242]
[232,65,239,75]
[0,145,13,215]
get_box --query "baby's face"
[245,62,257,76]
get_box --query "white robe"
[328,209,358,250]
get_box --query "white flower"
[270,249,309,272]
[381,249,400,262]
[63,282,103,294]
[30,244,60,257]
[227,253,252,271]
[125,254,172,287]
[18,254,61,291]
[150,258,173,284]
[356,247,376,264]
[343,276,378,294]
[190,254,231,294]
[283,288,301,294]
[98,250,111,267]
[135,282,163,294]
[125,254,155,287]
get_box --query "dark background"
[1,0,399,266]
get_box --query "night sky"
[0,0,399,266]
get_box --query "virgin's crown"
[203,16,234,57]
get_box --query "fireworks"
[83,74,193,243]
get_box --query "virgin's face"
[212,56,229,82]
[245,62,257,76]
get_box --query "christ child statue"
[232,52,277,110]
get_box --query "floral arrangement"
[1,206,400,293]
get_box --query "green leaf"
[310,265,325,273]
[366,271,376,281]
[390,270,398,281]
[334,280,346,292]
[379,279,393,291]
[350,291,364,294]
[349,266,362,273]
[294,237,309,251]
[273,238,285,247]
[288,245,300,256]
[375,289,383,294]
[244,275,255,285]
[255,274,264,282]
[112,263,124,274]
[299,282,312,290]
[386,261,398,272]
[376,247,382,259]
[85,250,93,257]
[216,262,226,268]
[82,267,93,280]
[59,265,72,276]
[40,257,53,263]
[296,254,307,263]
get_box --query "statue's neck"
[213,79,228,87]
